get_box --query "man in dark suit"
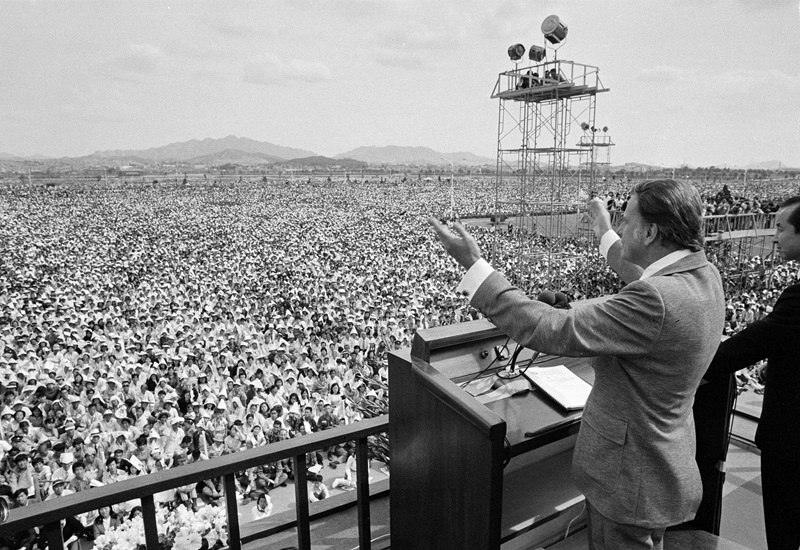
[705,196,800,550]
[431,179,725,550]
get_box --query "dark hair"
[630,179,704,251]
[779,196,800,230]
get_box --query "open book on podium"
[524,365,592,410]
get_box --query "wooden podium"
[389,319,735,550]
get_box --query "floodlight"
[580,122,590,131]
[541,15,568,45]
[603,126,609,132]
[528,45,546,62]
[508,43,526,61]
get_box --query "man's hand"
[428,217,483,270]
[585,197,613,239]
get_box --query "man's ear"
[643,223,659,246]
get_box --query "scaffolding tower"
[491,57,609,297]
[579,131,614,173]
[703,213,780,293]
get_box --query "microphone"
[496,345,525,379]
[553,291,571,309]
[494,345,509,361]
[498,291,559,379]
[536,290,556,306]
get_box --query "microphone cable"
[459,336,511,390]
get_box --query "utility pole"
[442,158,455,221]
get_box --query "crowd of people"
[0,174,797,547]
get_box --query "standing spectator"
[705,196,800,550]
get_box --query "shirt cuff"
[456,258,494,300]
[598,230,621,259]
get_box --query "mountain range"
[0,136,494,167]
[335,145,492,166]
[0,136,792,169]
[89,135,316,163]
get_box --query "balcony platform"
[242,479,390,550]
[494,83,608,102]
[547,528,753,550]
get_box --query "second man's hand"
[429,217,483,270]
[586,197,613,239]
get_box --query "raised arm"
[606,239,644,284]
[586,198,643,284]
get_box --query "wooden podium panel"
[390,348,506,550]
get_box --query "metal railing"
[491,59,607,99]
[0,415,389,550]
[702,212,776,235]
[604,211,777,237]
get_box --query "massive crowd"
[0,174,797,546]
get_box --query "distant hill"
[186,149,284,165]
[335,145,493,166]
[70,154,153,167]
[608,162,663,173]
[0,152,52,160]
[90,135,316,162]
[279,156,368,169]
[745,160,790,170]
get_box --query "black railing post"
[140,494,160,550]
[356,437,372,550]
[293,453,311,550]
[41,520,64,550]
[223,473,242,550]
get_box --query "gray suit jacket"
[471,249,725,528]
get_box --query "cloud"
[371,28,445,71]
[99,43,166,80]
[374,52,430,70]
[714,67,800,94]
[638,65,682,84]
[205,13,263,38]
[380,27,446,52]
[672,0,795,8]
[479,0,550,39]
[735,0,797,9]
[242,54,332,86]
[59,85,135,119]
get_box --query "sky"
[1,0,799,167]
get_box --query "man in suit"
[430,179,725,550]
[704,196,800,550]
